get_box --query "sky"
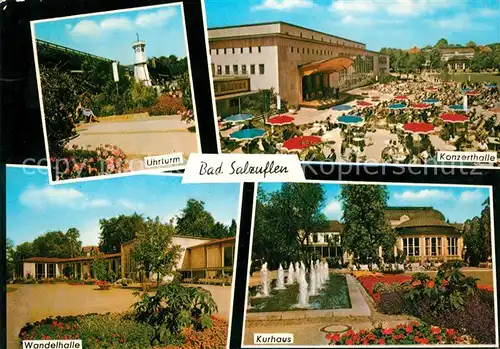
[33,3,187,65]
[204,0,500,51]
[259,182,490,223]
[6,167,241,246]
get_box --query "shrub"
[147,95,185,116]
[51,144,129,180]
[132,282,218,345]
[165,317,228,349]
[325,321,475,345]
[378,290,409,315]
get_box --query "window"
[240,47,243,54]
[300,32,303,37]
[233,65,238,75]
[216,49,219,55]
[242,65,247,75]
[216,65,222,75]
[312,234,318,243]
[259,64,265,75]
[224,48,227,54]
[250,64,255,74]
[447,237,458,256]
[258,46,262,53]
[302,48,305,54]
[425,237,442,256]
[225,65,230,75]
[249,47,252,53]
[403,237,420,257]
[224,246,234,267]
[232,48,235,54]
[307,48,310,54]
[291,47,294,53]
[312,35,314,39]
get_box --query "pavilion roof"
[317,220,343,232]
[385,206,445,221]
[395,217,456,230]
[299,57,354,76]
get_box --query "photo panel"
[5,164,242,349]
[239,180,498,347]
[203,0,500,169]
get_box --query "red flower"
[420,337,428,344]
[446,328,456,337]
[382,328,393,335]
[119,338,124,343]
[405,325,413,334]
[378,338,386,345]
[431,326,441,335]
[326,333,341,343]
[345,339,354,345]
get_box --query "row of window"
[291,46,340,56]
[402,237,459,257]
[215,46,262,55]
[216,64,265,76]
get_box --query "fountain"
[309,261,318,296]
[287,263,295,285]
[260,262,270,297]
[324,261,330,282]
[295,262,300,280]
[276,263,286,290]
[316,260,323,288]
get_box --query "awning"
[299,57,354,76]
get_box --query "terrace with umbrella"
[403,122,436,162]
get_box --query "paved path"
[68,115,198,159]
[7,284,231,349]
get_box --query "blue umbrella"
[461,88,472,93]
[423,99,439,104]
[331,104,353,111]
[449,104,465,111]
[388,103,406,110]
[229,128,266,140]
[485,83,497,89]
[337,115,364,125]
[224,113,253,123]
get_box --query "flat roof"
[187,236,236,249]
[208,21,365,46]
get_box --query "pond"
[248,274,351,312]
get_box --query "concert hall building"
[208,21,390,112]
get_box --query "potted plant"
[96,280,111,290]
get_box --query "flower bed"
[163,317,228,349]
[326,322,475,345]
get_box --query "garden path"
[7,284,231,349]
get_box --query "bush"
[378,290,409,315]
[165,317,228,349]
[132,282,218,345]
[147,95,185,116]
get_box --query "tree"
[176,199,215,237]
[99,213,145,253]
[132,217,182,287]
[466,41,477,47]
[435,38,449,48]
[429,48,443,71]
[340,184,395,264]
[481,198,491,263]
[65,228,82,258]
[228,219,237,236]
[29,230,81,258]
[463,216,483,266]
[91,254,115,282]
[210,222,231,238]
[6,239,15,279]
[178,71,193,118]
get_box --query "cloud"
[430,13,471,30]
[324,200,342,214]
[393,189,453,201]
[476,8,499,17]
[19,185,111,210]
[119,199,145,211]
[253,0,314,11]
[458,190,485,203]
[330,0,454,17]
[70,20,101,36]
[100,17,132,31]
[78,220,101,245]
[136,8,177,27]
[20,186,85,209]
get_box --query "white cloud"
[119,199,145,211]
[79,220,101,245]
[20,186,85,209]
[330,0,454,17]
[394,189,453,201]
[86,199,111,208]
[70,20,101,36]
[253,0,314,11]
[458,190,485,203]
[476,8,499,17]
[136,8,177,27]
[330,0,377,13]
[431,13,471,30]
[324,200,342,214]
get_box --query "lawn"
[248,274,351,312]
[448,73,500,83]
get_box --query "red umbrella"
[411,103,431,110]
[403,122,435,134]
[466,91,480,96]
[357,101,373,107]
[440,113,468,123]
[425,87,437,91]
[266,114,295,125]
[282,136,322,151]
[489,108,500,113]
[395,95,407,101]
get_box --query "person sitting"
[76,102,99,123]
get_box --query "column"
[44,263,48,279]
[420,237,425,261]
[462,62,465,70]
[443,237,448,259]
